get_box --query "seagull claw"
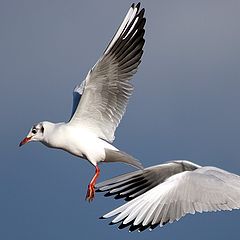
[85,165,100,202]
[85,184,95,202]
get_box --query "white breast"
[42,122,117,165]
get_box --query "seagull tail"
[104,149,143,170]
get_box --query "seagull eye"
[32,129,37,134]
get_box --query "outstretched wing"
[101,165,240,232]
[69,3,146,142]
[96,160,200,201]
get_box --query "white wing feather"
[69,3,145,142]
[102,166,240,231]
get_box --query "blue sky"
[1,0,240,239]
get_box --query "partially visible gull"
[19,3,145,201]
[96,160,240,231]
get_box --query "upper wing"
[101,166,240,232]
[68,3,146,142]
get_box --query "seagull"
[19,3,145,201]
[96,160,240,231]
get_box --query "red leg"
[85,165,100,202]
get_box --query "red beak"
[19,136,32,147]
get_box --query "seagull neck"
[40,121,65,146]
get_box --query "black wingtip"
[136,2,141,10]
[125,196,134,201]
[118,223,127,230]
[149,223,158,231]
[109,221,118,226]
[138,7,145,18]
[99,216,105,220]
[104,192,115,197]
[131,2,143,12]
[118,220,134,230]
[162,219,170,226]
[138,224,150,232]
[129,224,140,232]
[114,194,125,200]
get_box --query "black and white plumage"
[19,3,145,201]
[96,160,240,231]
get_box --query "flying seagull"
[19,3,145,201]
[96,160,240,231]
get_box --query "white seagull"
[19,3,145,201]
[96,160,240,231]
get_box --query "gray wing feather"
[69,3,146,142]
[101,165,240,232]
[96,160,199,201]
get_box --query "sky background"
[1,0,240,239]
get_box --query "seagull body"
[19,3,145,201]
[39,121,116,164]
[97,160,240,231]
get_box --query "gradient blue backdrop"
[1,0,240,239]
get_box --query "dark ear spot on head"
[41,125,44,133]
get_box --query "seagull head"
[19,122,45,147]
